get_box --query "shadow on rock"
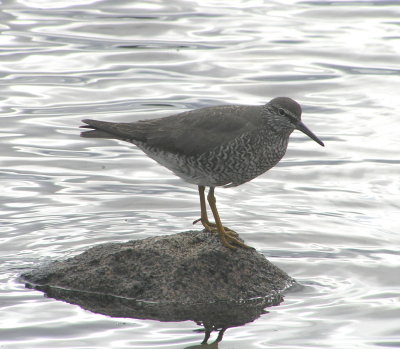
[25,281,284,345]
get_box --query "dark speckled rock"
[22,230,295,303]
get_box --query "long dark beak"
[296,121,325,147]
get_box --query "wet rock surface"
[22,230,295,303]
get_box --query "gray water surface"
[1,0,400,348]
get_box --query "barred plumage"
[80,97,324,249]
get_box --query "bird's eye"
[278,108,286,116]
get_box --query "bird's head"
[267,97,324,147]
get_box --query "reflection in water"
[25,281,283,345]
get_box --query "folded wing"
[80,105,264,156]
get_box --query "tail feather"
[79,119,146,142]
[80,119,116,139]
[80,129,115,138]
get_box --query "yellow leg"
[193,185,238,236]
[207,187,251,250]
[194,185,214,231]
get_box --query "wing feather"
[81,105,265,156]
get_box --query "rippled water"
[1,0,400,347]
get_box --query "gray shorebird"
[80,97,324,249]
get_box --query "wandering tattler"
[80,97,324,249]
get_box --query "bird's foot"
[193,218,251,249]
[219,229,252,250]
[193,218,239,237]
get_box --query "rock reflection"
[26,283,283,345]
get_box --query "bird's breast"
[133,131,289,187]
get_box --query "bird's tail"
[80,118,148,143]
[80,119,120,139]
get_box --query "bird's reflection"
[26,282,284,345]
[193,323,227,345]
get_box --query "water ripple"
[1,0,400,348]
